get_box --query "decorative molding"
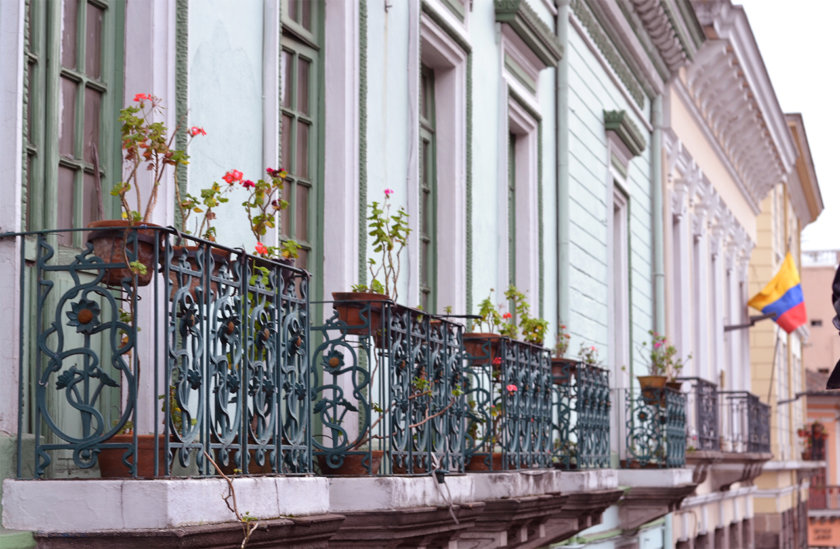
[174,0,189,228]
[494,0,563,68]
[466,53,473,320]
[682,4,797,213]
[627,0,702,74]
[604,110,646,158]
[421,0,471,53]
[570,0,645,107]
[358,0,368,283]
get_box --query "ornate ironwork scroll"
[624,386,686,468]
[310,300,466,475]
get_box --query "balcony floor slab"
[2,476,330,534]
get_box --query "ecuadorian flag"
[747,252,807,334]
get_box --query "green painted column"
[651,94,665,334]
[555,0,570,330]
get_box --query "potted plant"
[798,421,828,460]
[637,330,689,405]
[551,324,576,383]
[166,171,238,296]
[88,93,202,286]
[463,286,546,363]
[332,189,409,336]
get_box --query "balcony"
[1,227,668,547]
[677,378,772,491]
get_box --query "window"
[811,319,823,327]
[281,0,322,281]
[419,66,437,311]
[25,0,124,246]
[507,132,517,290]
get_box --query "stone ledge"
[31,514,345,549]
[328,469,619,512]
[2,477,330,533]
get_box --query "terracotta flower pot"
[98,433,168,478]
[87,220,163,287]
[551,358,577,384]
[463,333,501,365]
[331,292,392,337]
[637,375,668,406]
[316,450,384,476]
[165,245,232,298]
[465,452,505,471]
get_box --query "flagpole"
[767,335,781,404]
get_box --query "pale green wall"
[187,0,266,249]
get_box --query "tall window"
[507,132,517,290]
[281,0,322,280]
[25,0,124,246]
[419,66,437,311]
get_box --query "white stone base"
[2,476,330,533]
[618,467,693,487]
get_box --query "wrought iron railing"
[718,391,770,453]
[677,377,719,452]
[462,334,553,470]
[310,299,467,475]
[624,387,686,468]
[551,361,610,469]
[808,485,840,510]
[8,226,311,478]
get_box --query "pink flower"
[384,188,394,197]
[506,384,518,393]
[189,126,206,137]
[242,179,256,189]
[492,356,502,366]
[266,167,286,178]
[654,342,663,349]
[133,93,149,102]
[590,346,596,351]
[254,242,269,256]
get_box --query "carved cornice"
[628,0,703,74]
[682,3,797,212]
[618,483,698,532]
[604,110,646,158]
[495,0,563,68]
[571,0,645,107]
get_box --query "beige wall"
[802,258,840,372]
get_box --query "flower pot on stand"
[331,292,392,337]
[551,358,577,384]
[637,375,667,406]
[463,333,501,365]
[87,220,163,287]
[98,433,168,478]
[465,452,505,471]
[165,245,232,298]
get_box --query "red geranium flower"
[189,126,206,137]
[254,242,269,256]
[133,93,149,102]
[242,179,256,189]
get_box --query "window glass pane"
[281,50,293,108]
[27,62,35,139]
[281,114,293,171]
[301,0,312,32]
[85,3,104,79]
[280,181,291,235]
[295,184,308,241]
[83,171,100,225]
[61,0,78,69]
[58,166,76,238]
[288,0,299,23]
[296,247,308,271]
[296,122,309,179]
[297,58,310,115]
[59,77,77,156]
[84,86,101,161]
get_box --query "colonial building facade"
[0,1,821,548]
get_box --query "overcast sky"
[737,1,840,252]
